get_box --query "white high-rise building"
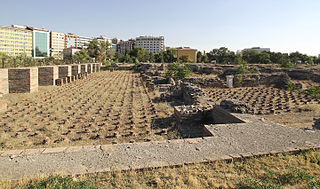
[77,36,93,49]
[135,36,164,53]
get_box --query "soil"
[0,71,178,150]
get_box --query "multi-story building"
[95,35,112,45]
[240,47,271,54]
[0,25,33,56]
[135,36,164,54]
[65,33,77,48]
[63,47,81,60]
[77,36,92,49]
[111,44,117,52]
[117,39,135,55]
[50,31,65,59]
[177,47,197,63]
[27,26,50,58]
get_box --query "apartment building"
[135,36,164,53]
[0,25,33,56]
[77,36,92,49]
[96,35,112,44]
[117,39,135,55]
[65,33,77,48]
[50,31,65,59]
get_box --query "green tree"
[197,51,202,63]
[235,55,249,74]
[73,49,91,63]
[129,47,146,62]
[207,47,236,64]
[87,39,100,59]
[280,57,294,68]
[163,48,177,63]
[166,63,191,81]
[179,55,189,63]
[154,52,164,63]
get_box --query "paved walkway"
[0,114,320,180]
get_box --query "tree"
[257,52,271,64]
[87,39,112,62]
[129,47,146,62]
[280,57,294,68]
[207,47,236,64]
[87,39,100,59]
[242,50,259,63]
[235,55,249,74]
[163,48,177,63]
[154,52,164,63]
[197,51,202,63]
[179,55,189,63]
[73,49,90,63]
[165,63,191,81]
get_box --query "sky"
[1,0,320,56]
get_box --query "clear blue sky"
[1,0,319,55]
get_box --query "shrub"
[305,86,320,98]
[280,57,294,68]
[286,81,297,91]
[165,63,191,81]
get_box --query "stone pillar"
[87,64,92,74]
[38,66,58,86]
[226,75,234,88]
[0,94,7,112]
[8,67,38,93]
[71,65,81,76]
[81,64,87,73]
[92,64,97,73]
[0,69,8,94]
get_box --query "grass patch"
[4,150,319,189]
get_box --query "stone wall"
[287,69,320,82]
[181,82,209,105]
[0,69,8,94]
[8,67,38,93]
[234,72,290,88]
[58,65,71,78]
[209,106,244,124]
[183,77,226,88]
[38,66,58,86]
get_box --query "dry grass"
[2,150,319,188]
[261,104,320,129]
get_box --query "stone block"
[92,64,97,72]
[0,69,8,94]
[87,64,92,74]
[58,65,72,78]
[80,64,87,73]
[0,98,7,112]
[8,67,38,93]
[71,65,81,76]
[38,66,58,86]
